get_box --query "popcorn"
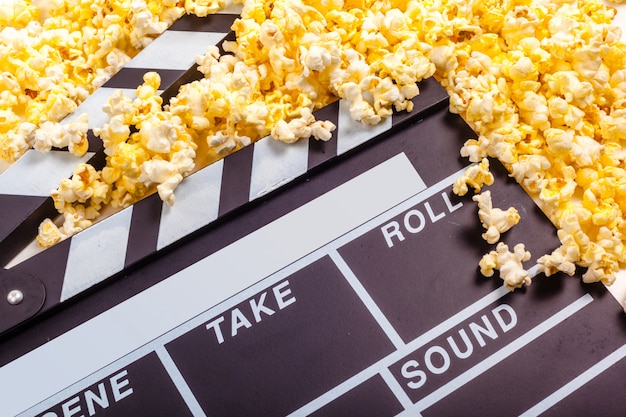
[139,159,179,185]
[472,190,520,245]
[580,242,620,285]
[479,242,532,291]
[0,121,37,162]
[543,128,573,156]
[453,158,494,196]
[433,0,626,288]
[37,218,65,248]
[156,173,184,206]
[128,0,172,49]
[0,0,184,162]
[33,113,90,157]
[36,208,96,248]
[138,114,179,154]
[51,163,109,209]
[341,81,383,125]
[184,0,227,17]
[271,107,336,144]
[510,155,552,194]
[429,45,456,75]
[538,230,580,277]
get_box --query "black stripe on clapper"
[11,238,72,314]
[0,195,54,266]
[217,143,255,217]
[169,13,238,32]
[124,193,163,268]
[86,129,104,154]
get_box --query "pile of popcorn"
[36,0,437,246]
[0,0,186,161]
[4,0,626,291]
[439,0,626,289]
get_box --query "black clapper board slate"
[2,91,626,417]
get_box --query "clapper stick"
[0,69,450,334]
[0,11,235,333]
[0,13,238,266]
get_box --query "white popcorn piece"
[453,158,494,196]
[33,113,89,157]
[1,122,37,162]
[37,218,65,248]
[138,114,178,154]
[510,155,552,194]
[473,190,521,244]
[271,107,336,143]
[184,0,227,17]
[157,173,184,206]
[538,231,580,277]
[480,242,532,291]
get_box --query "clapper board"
[2,7,626,417]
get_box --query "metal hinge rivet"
[7,289,24,305]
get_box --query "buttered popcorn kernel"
[473,190,520,245]
[453,158,495,196]
[480,242,532,291]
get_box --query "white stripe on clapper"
[155,346,209,417]
[336,99,392,156]
[61,207,134,302]
[0,150,94,196]
[519,343,626,417]
[125,31,227,71]
[249,135,310,200]
[157,159,224,250]
[330,250,406,350]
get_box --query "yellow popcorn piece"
[538,230,581,277]
[479,242,532,291]
[33,113,89,157]
[36,218,64,248]
[453,158,494,196]
[472,190,520,245]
